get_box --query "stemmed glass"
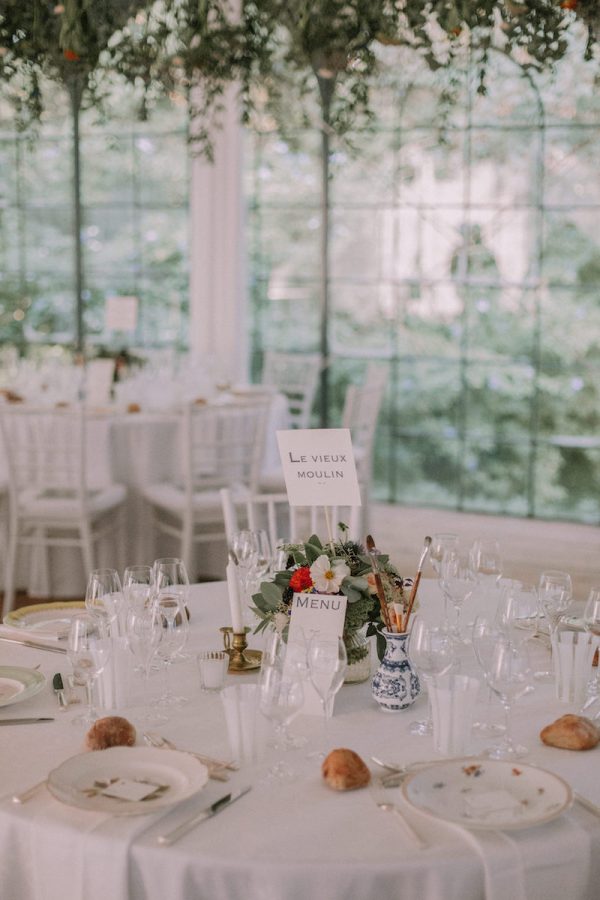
[495,581,539,648]
[125,605,168,725]
[469,539,502,589]
[581,586,600,715]
[230,530,259,619]
[307,636,347,756]
[67,613,112,727]
[480,636,531,760]
[85,568,124,636]
[408,617,454,736]
[429,533,459,577]
[122,565,153,612]
[153,558,191,660]
[535,570,573,680]
[259,652,305,767]
[439,549,476,643]
[251,529,272,585]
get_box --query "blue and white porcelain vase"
[372,630,420,712]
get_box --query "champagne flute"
[307,636,347,756]
[67,613,112,727]
[407,617,454,736]
[85,568,123,636]
[125,605,168,724]
[535,570,573,681]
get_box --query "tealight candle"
[197,651,228,691]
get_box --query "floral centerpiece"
[251,530,411,678]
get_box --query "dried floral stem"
[366,534,392,631]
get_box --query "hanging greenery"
[1,2,598,144]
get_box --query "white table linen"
[0,580,599,900]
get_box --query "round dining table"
[0,579,599,900]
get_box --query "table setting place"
[1,532,600,900]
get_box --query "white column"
[188,84,247,381]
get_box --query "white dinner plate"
[47,747,209,815]
[0,666,46,708]
[401,758,572,831]
[3,601,86,638]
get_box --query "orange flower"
[63,49,80,61]
[289,567,313,592]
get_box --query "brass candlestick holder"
[220,626,262,673]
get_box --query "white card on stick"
[287,591,347,716]
[105,295,139,332]
[276,429,361,507]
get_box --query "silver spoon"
[377,801,427,849]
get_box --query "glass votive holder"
[197,651,229,692]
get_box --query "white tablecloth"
[0,580,599,900]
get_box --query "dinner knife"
[0,636,67,654]
[0,717,54,725]
[52,673,68,709]
[157,785,252,846]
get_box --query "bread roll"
[322,748,371,791]
[85,716,137,751]
[540,714,600,751]
[127,402,141,414]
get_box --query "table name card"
[105,295,139,332]
[287,591,347,716]
[276,429,361,507]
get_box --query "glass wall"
[246,44,600,523]
[0,88,189,354]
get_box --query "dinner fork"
[142,732,236,780]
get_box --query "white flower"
[309,555,350,594]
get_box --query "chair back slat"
[261,352,320,429]
[0,406,86,500]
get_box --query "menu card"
[287,591,347,716]
[276,428,361,507]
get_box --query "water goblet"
[259,661,304,759]
[495,580,539,648]
[407,617,454,736]
[67,613,112,727]
[469,539,502,589]
[85,568,123,636]
[122,565,153,612]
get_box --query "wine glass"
[480,637,531,760]
[469,539,502,589]
[125,605,168,725]
[153,576,190,708]
[471,615,509,739]
[153,557,191,660]
[439,549,475,642]
[67,613,112,727]
[495,580,539,648]
[307,636,347,756]
[259,658,304,755]
[85,568,124,636]
[535,570,573,680]
[407,617,454,736]
[429,533,459,577]
[122,565,153,612]
[581,586,600,713]
[251,529,272,583]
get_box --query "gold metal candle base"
[220,626,262,673]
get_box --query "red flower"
[63,49,80,61]
[289,567,313,593]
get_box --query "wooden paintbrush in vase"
[402,536,432,632]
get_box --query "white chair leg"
[80,520,95,580]
[3,519,19,615]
